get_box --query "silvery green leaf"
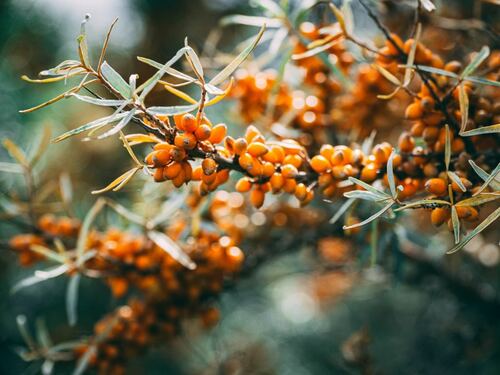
[30,126,51,167]
[348,177,390,199]
[404,23,421,87]
[403,64,458,78]
[444,124,451,171]
[205,83,225,96]
[344,190,388,202]
[100,61,131,99]
[96,109,136,140]
[73,345,96,375]
[148,231,196,270]
[105,199,146,226]
[461,46,489,78]
[41,359,54,375]
[35,264,70,279]
[53,111,130,143]
[329,198,355,224]
[138,47,188,100]
[394,199,450,211]
[30,245,67,264]
[386,149,397,197]
[147,103,198,116]
[184,43,204,81]
[149,189,188,228]
[70,93,126,107]
[209,24,265,86]
[473,161,500,195]
[451,206,460,244]
[0,162,23,173]
[220,15,282,28]
[447,171,467,192]
[35,319,52,349]
[343,200,395,230]
[137,56,195,83]
[420,0,436,12]
[76,198,106,260]
[465,76,500,87]
[455,193,500,207]
[250,0,284,17]
[461,123,500,136]
[16,315,36,351]
[447,207,500,254]
[66,274,81,326]
[469,160,500,190]
[39,60,82,77]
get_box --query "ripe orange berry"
[192,166,203,180]
[238,153,253,170]
[250,188,265,208]
[283,178,297,194]
[263,145,285,164]
[154,168,165,182]
[451,177,472,193]
[208,123,227,144]
[202,158,217,175]
[294,183,308,201]
[174,132,197,150]
[425,178,447,196]
[311,155,331,173]
[431,207,450,226]
[169,146,186,162]
[233,138,248,155]
[405,102,424,120]
[320,144,335,159]
[163,162,182,180]
[262,162,275,177]
[247,142,269,157]
[270,173,285,193]
[398,132,415,153]
[181,113,198,132]
[194,124,211,141]
[225,245,244,272]
[281,164,298,179]
[361,163,378,182]
[283,154,302,168]
[235,177,252,193]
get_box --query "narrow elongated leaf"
[91,167,140,194]
[329,198,355,224]
[373,64,401,86]
[444,124,451,171]
[461,123,500,136]
[469,160,500,191]
[404,23,421,87]
[30,126,51,167]
[105,199,146,226]
[70,93,126,107]
[137,56,195,83]
[148,189,188,228]
[119,132,143,167]
[138,47,189,100]
[41,359,54,375]
[293,38,343,60]
[184,44,204,81]
[251,0,284,16]
[451,206,460,244]
[35,319,52,349]
[21,70,84,83]
[59,173,73,207]
[96,109,136,139]
[473,162,500,196]
[344,190,389,202]
[348,177,390,199]
[11,266,66,294]
[77,14,91,67]
[220,15,281,27]
[395,199,451,211]
[209,24,266,86]
[16,315,36,350]
[3,138,29,167]
[125,133,160,145]
[163,83,197,104]
[343,200,395,230]
[100,62,131,99]
[0,162,23,173]
[73,345,97,375]
[148,231,196,270]
[458,84,469,132]
[461,46,489,78]
[421,0,436,12]
[53,111,129,143]
[447,207,500,254]
[205,78,234,107]
[447,171,467,192]
[465,76,500,87]
[35,264,70,279]
[76,198,106,259]
[30,244,67,264]
[98,18,118,71]
[455,193,500,207]
[147,103,198,116]
[329,4,347,35]
[66,274,81,326]
[386,149,397,197]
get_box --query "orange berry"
[311,155,331,173]
[398,132,415,153]
[169,146,186,161]
[283,154,302,168]
[270,173,285,193]
[263,145,285,164]
[174,132,197,150]
[250,188,265,208]
[320,144,335,160]
[192,166,203,181]
[236,177,252,193]
[225,246,244,272]
[238,153,253,170]
[361,163,378,182]
[281,164,298,179]
[283,178,297,194]
[181,113,198,132]
[405,102,424,120]
[247,142,269,157]
[163,162,182,180]
[154,168,166,182]
[294,183,308,201]
[431,207,450,226]
[194,124,211,141]
[202,158,217,175]
[233,138,248,155]
[425,178,447,196]
[262,162,275,177]
[208,123,227,144]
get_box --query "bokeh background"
[1,0,500,374]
